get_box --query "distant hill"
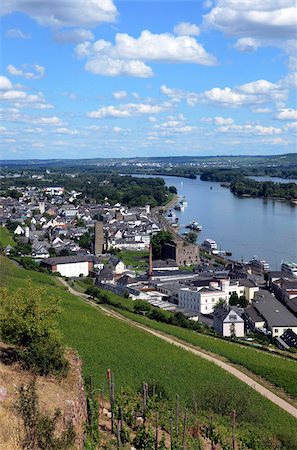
[1,153,296,167]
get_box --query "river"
[133,174,297,269]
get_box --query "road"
[58,278,297,420]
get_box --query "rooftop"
[253,290,297,327]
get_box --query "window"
[229,315,237,320]
[274,329,278,333]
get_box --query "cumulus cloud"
[75,30,217,77]
[7,64,45,80]
[56,127,79,135]
[160,85,200,106]
[0,0,118,28]
[174,22,200,36]
[86,58,153,78]
[54,28,94,43]
[234,37,259,52]
[161,76,292,109]
[218,123,282,136]
[0,76,13,90]
[112,90,128,100]
[275,108,297,120]
[5,28,31,39]
[214,116,234,125]
[203,1,296,40]
[0,76,53,110]
[88,102,168,119]
[34,116,62,125]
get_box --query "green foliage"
[133,424,155,450]
[0,226,15,248]
[0,282,68,376]
[168,185,177,194]
[118,309,297,400]
[229,292,239,306]
[10,242,32,257]
[150,230,173,259]
[184,231,198,244]
[16,378,75,450]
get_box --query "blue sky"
[1,0,296,159]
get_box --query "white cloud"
[174,22,200,36]
[276,108,297,120]
[160,85,199,106]
[1,0,118,28]
[112,90,128,100]
[0,76,13,90]
[234,37,259,52]
[34,116,62,125]
[88,102,168,119]
[203,1,296,40]
[56,127,79,135]
[86,58,153,78]
[284,121,297,130]
[214,116,234,125]
[54,28,94,43]
[5,28,31,39]
[7,64,45,80]
[76,30,217,77]
[218,123,282,136]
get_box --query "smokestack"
[149,243,153,278]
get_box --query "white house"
[14,225,24,236]
[213,306,245,337]
[42,255,93,277]
[178,286,228,314]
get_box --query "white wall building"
[178,286,228,314]
[213,306,245,337]
[42,256,93,277]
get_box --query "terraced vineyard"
[117,309,297,400]
[1,257,297,449]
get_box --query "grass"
[1,257,297,448]
[118,250,148,270]
[0,227,15,248]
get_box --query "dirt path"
[58,279,297,420]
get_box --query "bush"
[20,335,68,376]
[0,283,68,376]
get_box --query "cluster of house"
[0,185,163,258]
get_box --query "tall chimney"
[148,243,153,278]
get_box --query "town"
[1,174,297,352]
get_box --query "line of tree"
[200,169,297,200]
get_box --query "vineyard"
[1,257,297,449]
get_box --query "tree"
[0,283,68,376]
[229,292,239,306]
[168,186,177,194]
[238,295,249,308]
[213,298,227,310]
[150,230,173,259]
[184,231,198,244]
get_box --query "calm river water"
[134,174,297,269]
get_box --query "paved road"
[59,278,297,420]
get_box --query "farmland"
[1,257,297,448]
[74,283,297,401]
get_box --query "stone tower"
[94,221,104,255]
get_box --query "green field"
[118,249,148,270]
[75,284,297,400]
[1,257,297,448]
[0,226,15,248]
[115,308,297,400]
